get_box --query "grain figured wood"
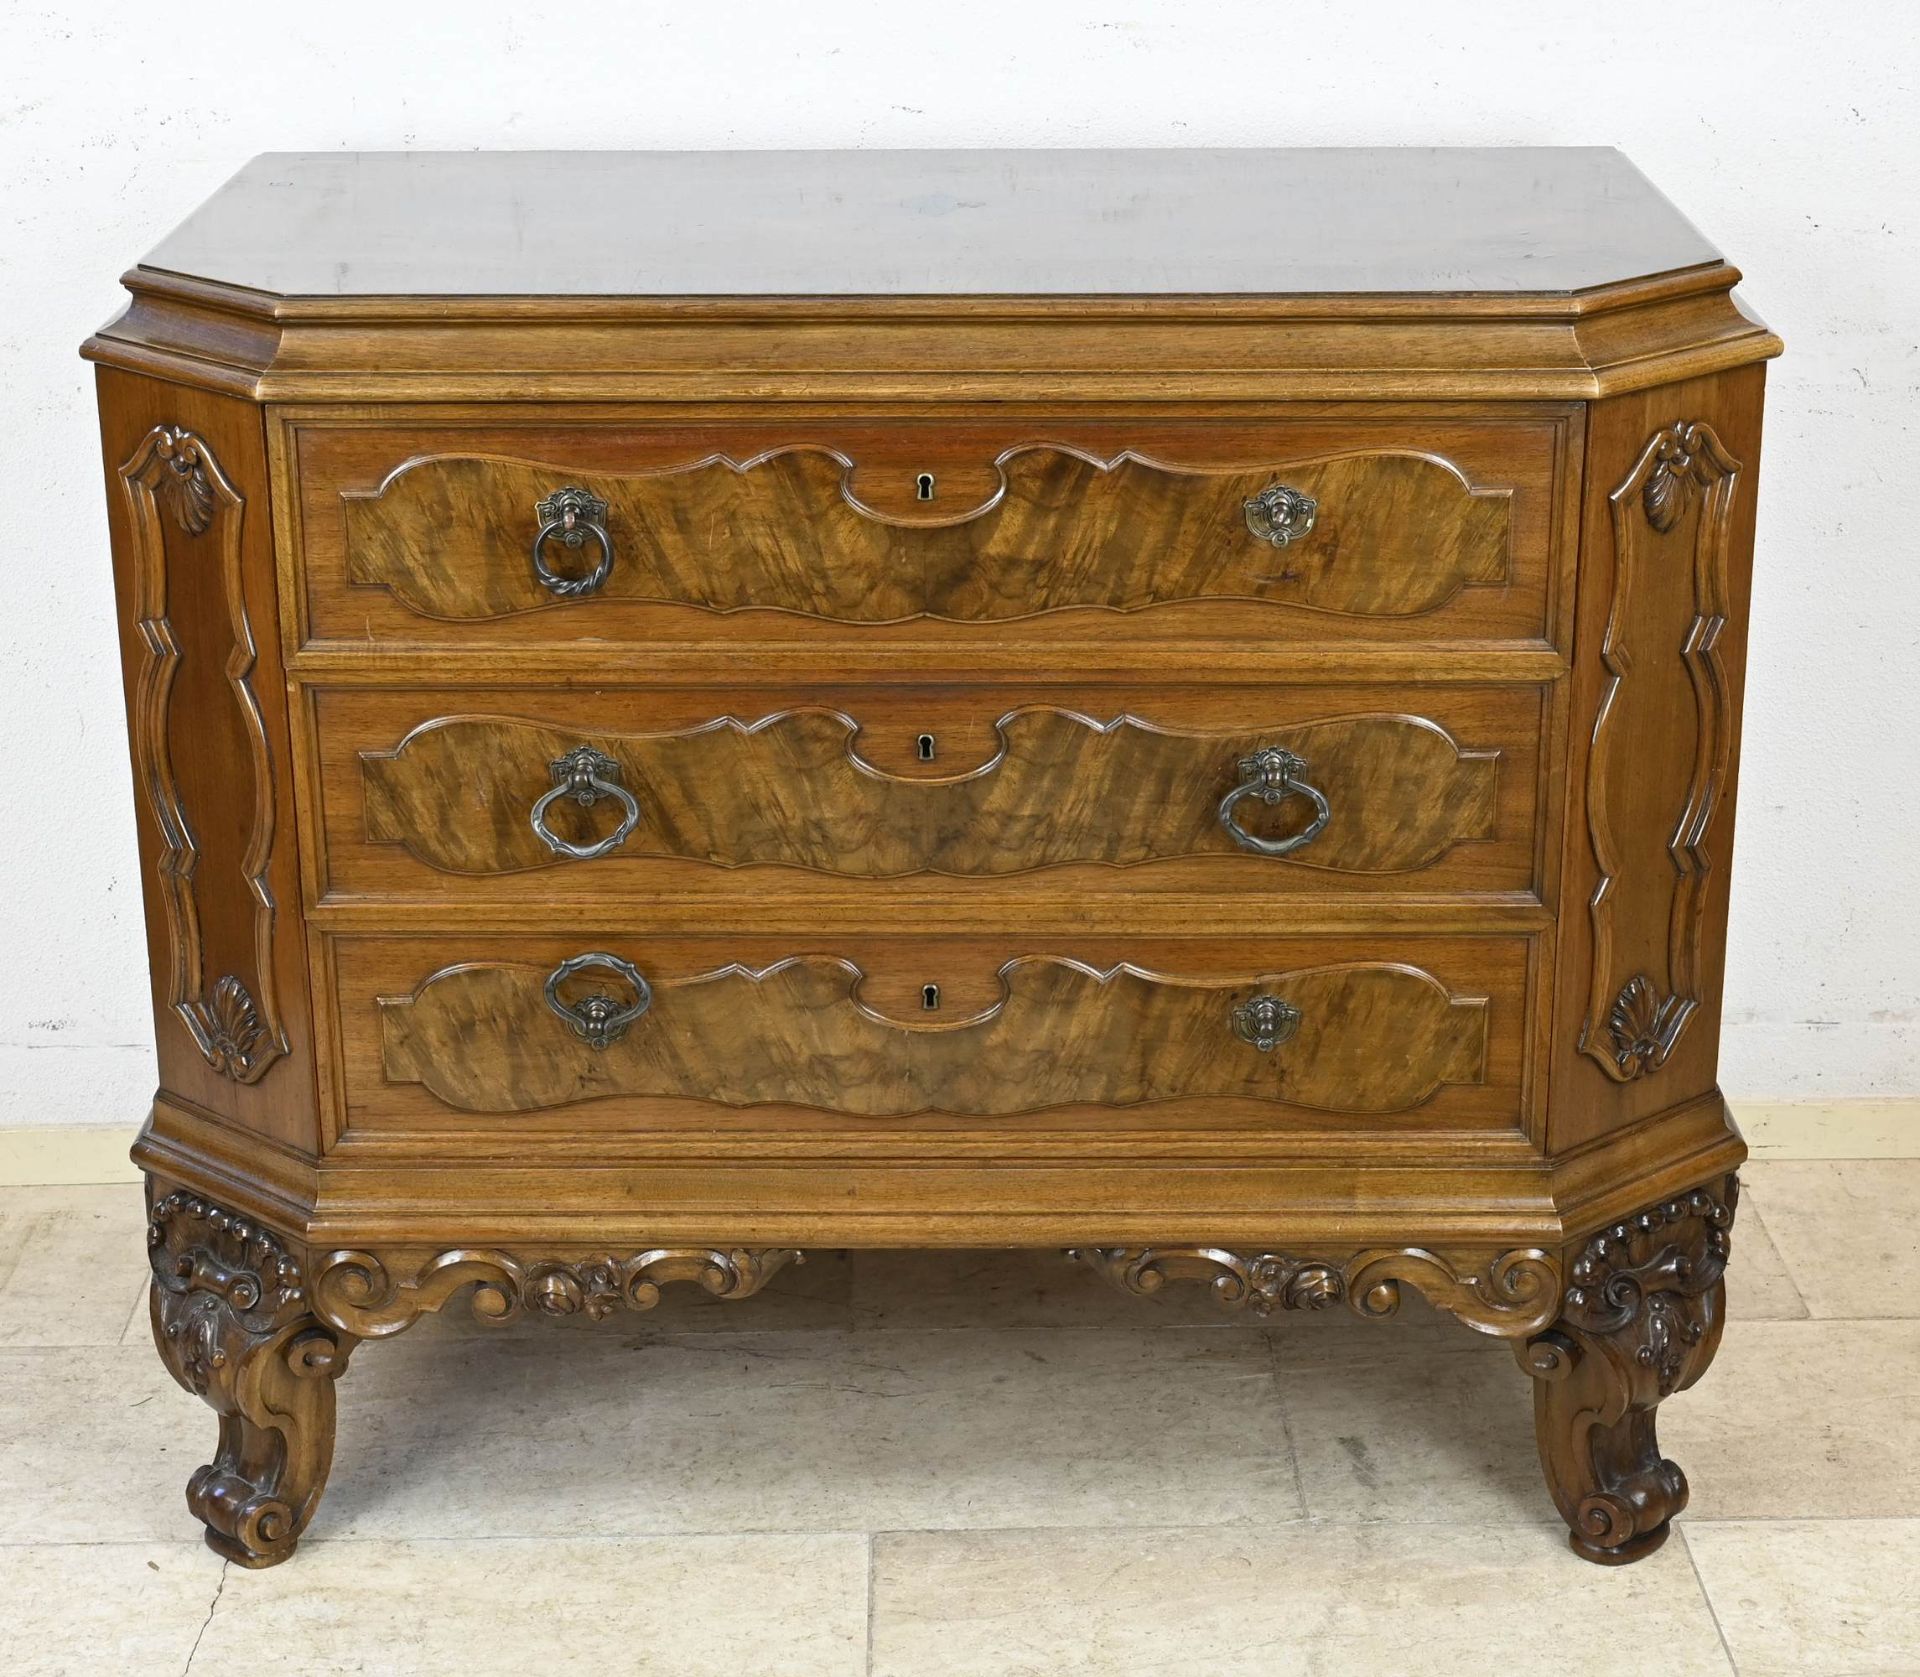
[357,702,1500,881]
[343,444,1509,625]
[97,368,319,1151]
[1549,367,1765,1150]
[289,415,1565,656]
[378,950,1489,1118]
[333,932,1529,1137]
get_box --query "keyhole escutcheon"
[922,984,941,1011]
[915,472,936,501]
[917,733,936,762]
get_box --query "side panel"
[97,366,319,1152]
[1549,366,1765,1151]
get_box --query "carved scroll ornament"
[312,1247,804,1337]
[147,1190,349,1566]
[1068,1245,1560,1337]
[1521,1178,1736,1563]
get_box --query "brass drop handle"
[1232,993,1302,1052]
[531,487,614,597]
[1243,483,1318,548]
[530,746,641,861]
[544,952,652,1050]
[1218,746,1331,857]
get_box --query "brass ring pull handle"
[531,746,641,861]
[544,952,652,1050]
[1242,482,1318,548]
[531,487,614,597]
[1232,993,1302,1052]
[1218,746,1331,857]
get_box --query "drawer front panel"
[290,417,1568,651]
[331,933,1531,1135]
[315,684,1544,900]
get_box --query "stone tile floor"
[1,1159,1916,1674]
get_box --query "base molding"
[122,1089,1752,1254]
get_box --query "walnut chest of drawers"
[86,148,1781,1567]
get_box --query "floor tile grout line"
[180,1556,226,1677]
[1735,1190,1815,1320]
[10,1515,1920,1556]
[864,1531,877,1677]
[1260,1325,1311,1519]
[1677,1524,1743,1677]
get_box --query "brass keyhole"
[917,733,936,762]
[922,984,940,1011]
[915,472,936,501]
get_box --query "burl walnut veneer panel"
[320,683,1540,899]
[288,416,1566,657]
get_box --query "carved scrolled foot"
[148,1188,354,1567]
[1520,1176,1737,1565]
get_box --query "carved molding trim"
[1581,419,1741,1082]
[147,1190,348,1566]
[1067,1244,1560,1337]
[120,423,285,1083]
[311,1247,805,1338]
[1520,1177,1736,1563]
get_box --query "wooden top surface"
[141,148,1721,300]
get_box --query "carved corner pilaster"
[311,1246,806,1338]
[147,1188,352,1567]
[120,422,286,1084]
[1065,1245,1561,1338]
[1581,419,1741,1083]
[1520,1177,1736,1564]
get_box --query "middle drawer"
[311,683,1547,903]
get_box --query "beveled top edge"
[117,256,1745,323]
[139,147,1725,301]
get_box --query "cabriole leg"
[147,1185,354,1567]
[1519,1177,1736,1564]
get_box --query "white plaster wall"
[1,1,1915,1124]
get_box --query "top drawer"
[284,416,1572,655]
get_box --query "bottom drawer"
[332,934,1533,1137]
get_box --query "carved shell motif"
[1606,974,1670,1079]
[190,975,269,1081]
[1641,421,1717,534]
[151,425,217,536]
